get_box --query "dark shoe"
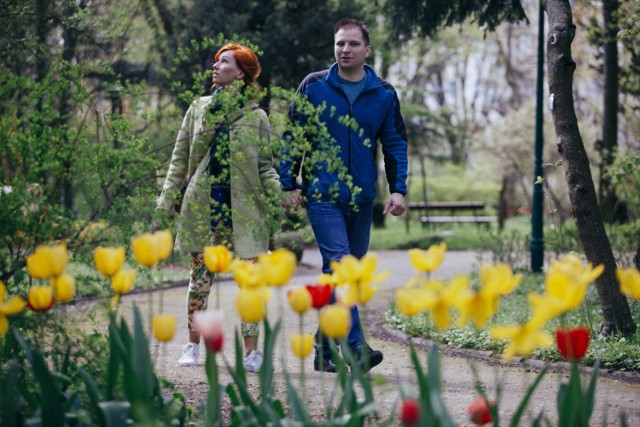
[350,346,383,373]
[313,357,338,373]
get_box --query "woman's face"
[212,51,244,87]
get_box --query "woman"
[156,44,279,372]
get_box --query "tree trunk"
[542,0,635,336]
[599,0,623,223]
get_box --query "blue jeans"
[305,199,373,359]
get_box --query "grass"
[369,214,532,251]
[384,270,640,372]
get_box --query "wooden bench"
[406,201,496,227]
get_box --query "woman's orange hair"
[215,44,261,86]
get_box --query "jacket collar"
[326,63,380,92]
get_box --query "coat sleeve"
[156,102,196,212]
[378,86,408,196]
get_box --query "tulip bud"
[152,314,177,342]
[288,287,312,314]
[399,398,420,426]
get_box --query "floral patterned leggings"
[187,252,259,337]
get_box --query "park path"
[119,247,640,426]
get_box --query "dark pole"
[531,2,545,272]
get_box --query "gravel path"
[119,247,640,425]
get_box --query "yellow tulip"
[617,267,640,300]
[203,245,233,273]
[395,288,428,317]
[290,333,314,359]
[330,254,388,306]
[53,274,76,303]
[480,264,522,297]
[131,233,160,267]
[421,276,468,330]
[232,259,265,288]
[288,287,312,314]
[408,242,447,273]
[155,230,174,261]
[527,292,568,328]
[319,304,350,339]
[48,245,69,277]
[94,246,126,277]
[259,248,297,287]
[341,280,378,305]
[490,321,553,361]
[27,285,54,312]
[0,281,26,336]
[236,288,266,323]
[111,269,136,295]
[27,244,69,279]
[152,314,177,342]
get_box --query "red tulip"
[205,332,224,353]
[399,398,420,426]
[468,396,495,425]
[556,327,590,361]
[305,283,332,309]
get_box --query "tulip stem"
[215,276,220,310]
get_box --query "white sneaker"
[243,350,263,372]
[178,342,199,366]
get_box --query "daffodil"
[131,233,160,267]
[330,254,388,305]
[27,244,69,279]
[155,230,174,261]
[408,242,447,273]
[490,321,553,361]
[617,267,640,300]
[236,288,266,323]
[290,333,314,358]
[94,246,126,277]
[319,304,350,339]
[259,248,297,287]
[288,287,312,314]
[27,285,54,312]
[0,281,26,336]
[203,245,233,273]
[111,269,136,295]
[53,274,76,303]
[152,314,177,342]
[395,288,429,317]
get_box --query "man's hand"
[383,192,406,216]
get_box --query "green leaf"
[98,401,131,427]
[204,349,220,427]
[584,360,600,421]
[2,359,19,427]
[509,366,547,427]
[78,368,105,427]
[426,346,456,427]
[13,330,66,427]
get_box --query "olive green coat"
[156,95,280,258]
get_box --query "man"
[280,18,408,373]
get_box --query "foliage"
[1,305,186,426]
[385,270,640,372]
[383,0,529,40]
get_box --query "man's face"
[334,25,370,74]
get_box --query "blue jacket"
[280,63,408,206]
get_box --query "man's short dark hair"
[334,18,370,46]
